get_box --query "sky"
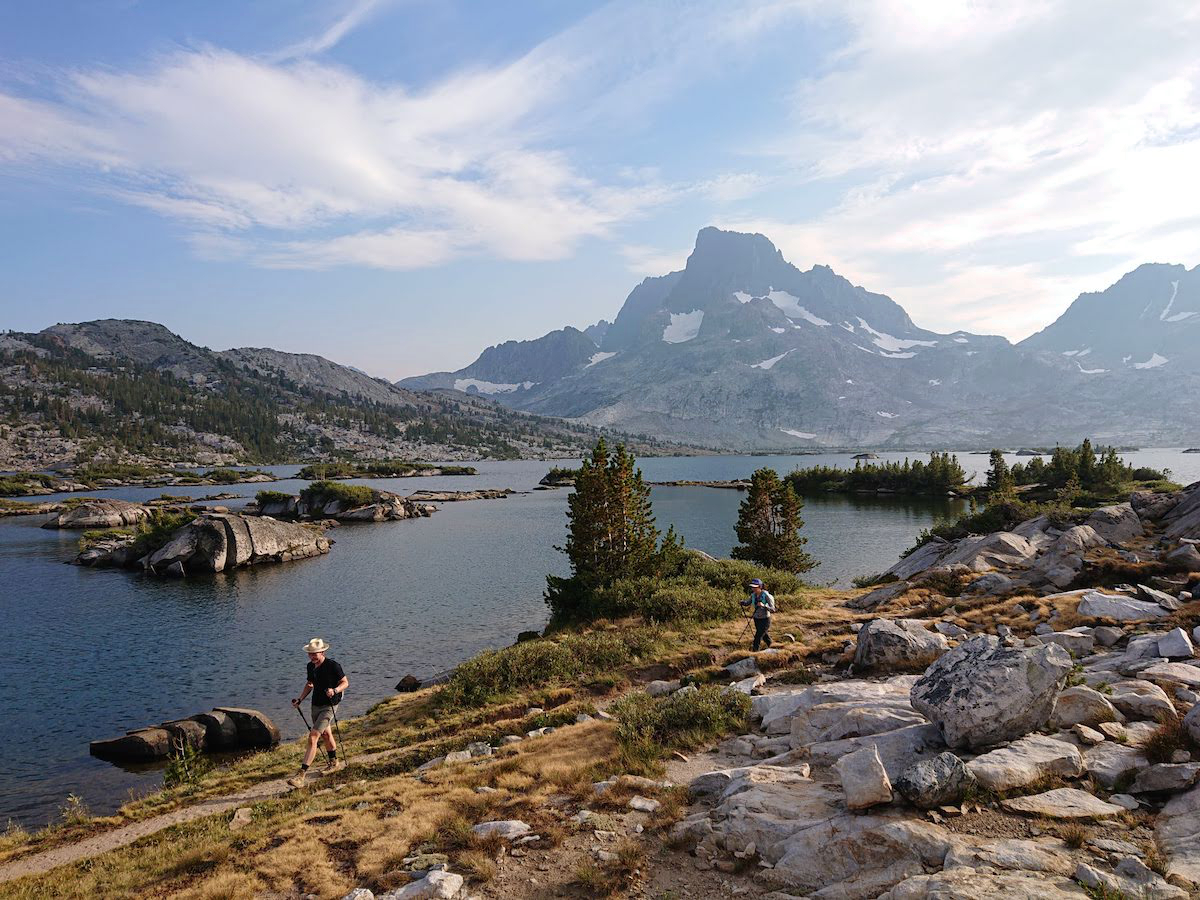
[1,0,1198,379]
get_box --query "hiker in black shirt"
[287,637,349,787]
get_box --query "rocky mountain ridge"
[0,320,683,471]
[401,228,1200,449]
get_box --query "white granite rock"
[1001,788,1124,819]
[834,744,893,809]
[966,735,1083,793]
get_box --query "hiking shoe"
[286,770,308,788]
[321,757,343,774]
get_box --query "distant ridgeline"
[0,322,657,465]
[786,452,968,497]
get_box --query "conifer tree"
[731,467,817,573]
[985,449,1015,496]
[554,438,660,594]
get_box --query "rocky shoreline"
[62,487,515,574]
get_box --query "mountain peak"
[688,227,783,273]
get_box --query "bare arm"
[292,681,314,706]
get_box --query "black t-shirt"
[307,658,345,707]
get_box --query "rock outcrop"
[910,635,1071,749]
[852,619,950,674]
[143,513,329,575]
[42,498,150,529]
[91,707,279,762]
[256,489,430,522]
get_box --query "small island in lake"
[295,459,477,479]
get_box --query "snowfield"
[662,310,704,343]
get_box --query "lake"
[2,449,1197,826]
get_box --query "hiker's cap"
[304,638,330,654]
[748,578,763,587]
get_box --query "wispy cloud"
[722,0,1200,338]
[0,0,797,272]
[272,0,396,61]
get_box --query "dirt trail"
[0,750,394,885]
[0,627,800,887]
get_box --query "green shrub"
[254,490,293,505]
[162,738,212,788]
[549,556,812,627]
[202,468,238,483]
[129,509,196,558]
[436,629,664,709]
[299,480,376,508]
[612,686,750,762]
[0,473,59,495]
[677,555,806,595]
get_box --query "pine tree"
[985,449,1015,496]
[551,439,661,614]
[1078,438,1096,487]
[731,468,817,573]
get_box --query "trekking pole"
[330,700,350,768]
[295,703,312,732]
[731,594,753,645]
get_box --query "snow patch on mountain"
[854,317,937,352]
[662,310,704,343]
[585,351,617,368]
[454,378,535,395]
[780,428,816,439]
[766,291,831,327]
[953,337,969,343]
[1076,363,1107,374]
[879,350,916,359]
[1160,280,1180,320]
[733,291,753,303]
[929,379,941,385]
[877,411,898,418]
[751,349,794,370]
[771,327,786,334]
[1132,353,1169,369]
[1062,348,1092,357]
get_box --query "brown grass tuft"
[1143,712,1193,763]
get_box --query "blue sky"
[2,0,1198,379]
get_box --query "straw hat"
[304,637,330,654]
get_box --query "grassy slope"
[0,591,847,900]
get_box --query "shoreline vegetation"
[294,459,477,480]
[0,465,276,497]
[0,439,1198,897]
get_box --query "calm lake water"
[2,449,1197,826]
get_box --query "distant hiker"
[741,578,776,651]
[287,638,349,787]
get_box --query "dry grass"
[1059,822,1088,849]
[1143,712,1194,764]
[0,593,857,899]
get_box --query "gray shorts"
[311,704,337,733]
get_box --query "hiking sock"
[300,764,310,772]
[327,750,337,761]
